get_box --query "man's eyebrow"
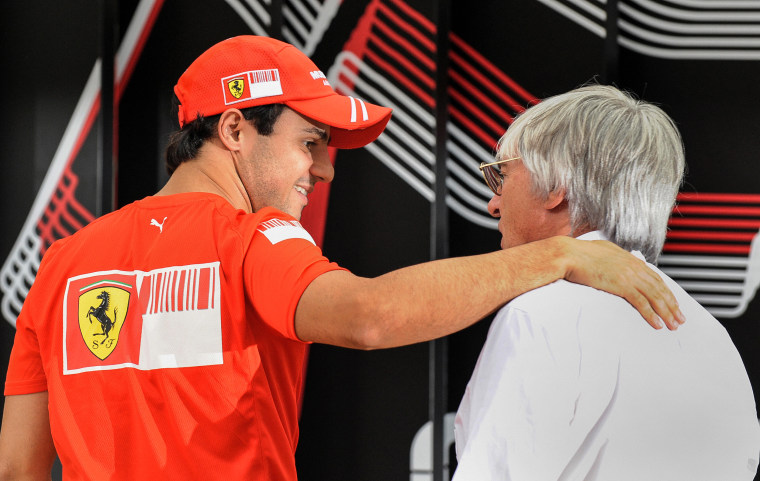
[303,127,328,142]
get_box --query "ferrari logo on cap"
[227,78,246,99]
[78,286,130,360]
[222,70,282,105]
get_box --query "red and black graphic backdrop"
[2,1,760,480]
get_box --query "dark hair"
[164,101,285,175]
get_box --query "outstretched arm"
[296,235,683,350]
[0,392,56,481]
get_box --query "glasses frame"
[479,156,521,195]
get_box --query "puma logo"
[150,217,168,233]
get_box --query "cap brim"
[286,94,392,149]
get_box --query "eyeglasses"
[479,156,521,195]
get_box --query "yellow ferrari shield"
[78,286,130,360]
[227,78,246,99]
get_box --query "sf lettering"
[92,338,116,350]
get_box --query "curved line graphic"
[536,0,760,60]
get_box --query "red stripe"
[197,267,210,310]
[663,242,750,255]
[675,205,760,216]
[677,192,760,203]
[669,217,760,229]
[450,33,539,104]
[450,105,498,148]
[177,270,186,312]
[369,22,434,87]
[378,2,435,52]
[450,51,528,113]
[209,266,215,310]
[388,0,436,33]
[448,87,509,140]
[666,231,756,242]
[449,69,514,126]
[362,50,434,107]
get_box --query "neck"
[156,144,252,213]
[570,226,593,238]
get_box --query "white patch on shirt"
[257,219,315,245]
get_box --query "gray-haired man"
[454,85,760,480]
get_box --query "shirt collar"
[573,230,647,262]
[576,230,608,242]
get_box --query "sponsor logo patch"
[221,69,282,105]
[63,262,223,374]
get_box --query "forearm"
[0,466,52,481]
[362,236,568,347]
[0,393,56,481]
[297,236,568,349]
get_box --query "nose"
[487,194,501,218]
[310,146,335,184]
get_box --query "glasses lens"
[485,165,501,194]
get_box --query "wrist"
[543,235,574,280]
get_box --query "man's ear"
[545,188,567,211]
[218,109,245,152]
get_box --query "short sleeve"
[3,240,67,395]
[5,307,48,395]
[4,241,69,396]
[243,208,345,341]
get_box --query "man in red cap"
[0,36,683,480]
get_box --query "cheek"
[500,196,533,238]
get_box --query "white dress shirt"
[454,231,760,481]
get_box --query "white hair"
[497,84,685,262]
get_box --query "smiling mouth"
[294,186,309,196]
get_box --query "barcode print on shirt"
[141,264,217,316]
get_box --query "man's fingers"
[623,286,663,330]
[596,239,684,330]
[628,260,684,330]
[563,238,684,330]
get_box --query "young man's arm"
[296,235,682,349]
[0,392,56,481]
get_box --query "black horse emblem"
[228,78,245,99]
[87,290,118,341]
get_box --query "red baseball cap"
[174,35,392,149]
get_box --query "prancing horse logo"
[227,78,246,99]
[78,286,130,360]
